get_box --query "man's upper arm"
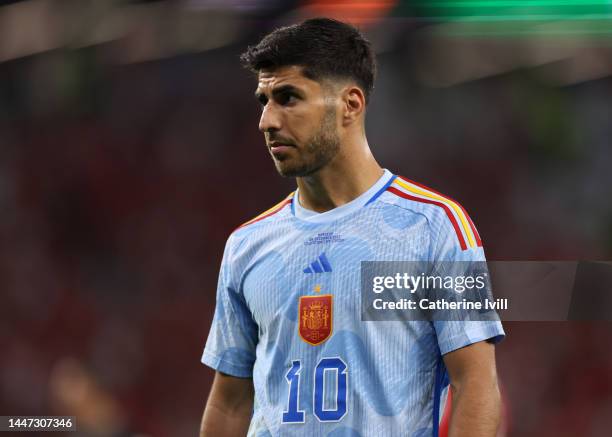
[207,371,255,413]
[202,235,257,377]
[201,372,254,437]
[442,340,498,389]
[432,204,505,354]
[441,341,501,437]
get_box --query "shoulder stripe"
[237,192,294,230]
[387,185,468,250]
[393,177,481,249]
[401,176,482,247]
[466,212,482,247]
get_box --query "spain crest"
[299,294,333,346]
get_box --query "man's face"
[255,66,340,177]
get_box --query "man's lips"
[268,142,295,148]
[268,142,295,155]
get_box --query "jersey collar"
[292,169,395,223]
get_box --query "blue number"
[314,357,348,422]
[283,357,348,423]
[282,360,305,423]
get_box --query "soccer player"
[200,18,505,437]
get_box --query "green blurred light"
[413,0,612,20]
[404,0,612,38]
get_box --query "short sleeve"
[431,213,505,356]
[202,236,258,377]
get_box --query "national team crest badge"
[299,294,333,345]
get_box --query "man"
[200,18,504,437]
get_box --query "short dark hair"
[240,18,376,103]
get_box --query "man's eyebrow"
[254,84,303,102]
[272,84,302,96]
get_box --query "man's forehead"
[256,65,314,91]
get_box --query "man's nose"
[258,104,282,133]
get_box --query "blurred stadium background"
[1,0,612,436]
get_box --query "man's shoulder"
[380,175,482,251]
[379,175,461,222]
[229,191,295,240]
[218,192,295,270]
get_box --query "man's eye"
[278,94,296,105]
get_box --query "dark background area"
[1,1,611,436]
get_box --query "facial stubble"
[272,105,340,178]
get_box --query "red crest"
[299,294,333,346]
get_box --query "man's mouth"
[269,142,295,149]
[268,142,295,157]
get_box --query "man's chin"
[274,164,304,178]
[273,160,315,178]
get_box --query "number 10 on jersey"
[282,357,348,423]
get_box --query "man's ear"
[341,86,366,125]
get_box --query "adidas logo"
[303,253,332,273]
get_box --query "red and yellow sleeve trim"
[387,176,482,251]
[236,192,295,230]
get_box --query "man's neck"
[296,140,383,213]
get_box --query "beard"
[271,106,340,178]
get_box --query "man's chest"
[239,217,430,329]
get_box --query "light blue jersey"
[202,169,504,437]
